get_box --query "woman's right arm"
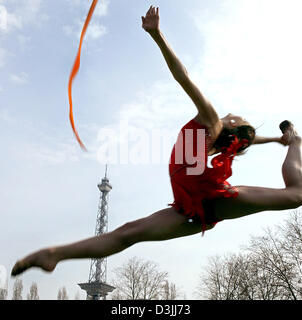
[253,136,285,145]
[142,6,220,128]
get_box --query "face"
[221,113,251,129]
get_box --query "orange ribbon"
[68,0,99,151]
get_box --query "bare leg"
[11,207,211,276]
[12,123,301,277]
[213,124,302,220]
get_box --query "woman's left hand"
[142,6,160,33]
[277,136,288,146]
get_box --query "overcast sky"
[1,0,302,300]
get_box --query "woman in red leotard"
[168,117,254,235]
[11,6,302,277]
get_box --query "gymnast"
[11,6,302,277]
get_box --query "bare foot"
[279,121,301,145]
[11,248,58,277]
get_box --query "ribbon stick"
[68,0,99,151]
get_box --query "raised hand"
[142,5,160,32]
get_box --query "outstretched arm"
[252,136,285,145]
[142,6,220,128]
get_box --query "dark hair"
[214,125,256,153]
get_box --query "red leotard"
[169,118,244,234]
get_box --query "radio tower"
[78,165,115,300]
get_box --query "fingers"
[142,5,160,31]
[145,5,159,17]
[146,5,152,16]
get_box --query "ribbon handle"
[68,0,99,151]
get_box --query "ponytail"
[214,125,255,153]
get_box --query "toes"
[11,262,21,277]
[279,120,293,134]
[11,260,29,277]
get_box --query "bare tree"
[111,257,170,300]
[199,239,297,300]
[199,252,282,300]
[199,253,251,300]
[198,210,302,300]
[74,291,81,300]
[61,287,68,300]
[242,251,281,300]
[0,289,7,300]
[27,282,39,300]
[246,228,298,300]
[277,210,302,298]
[57,287,69,300]
[162,280,180,300]
[0,266,7,300]
[12,278,23,300]
[57,288,62,300]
